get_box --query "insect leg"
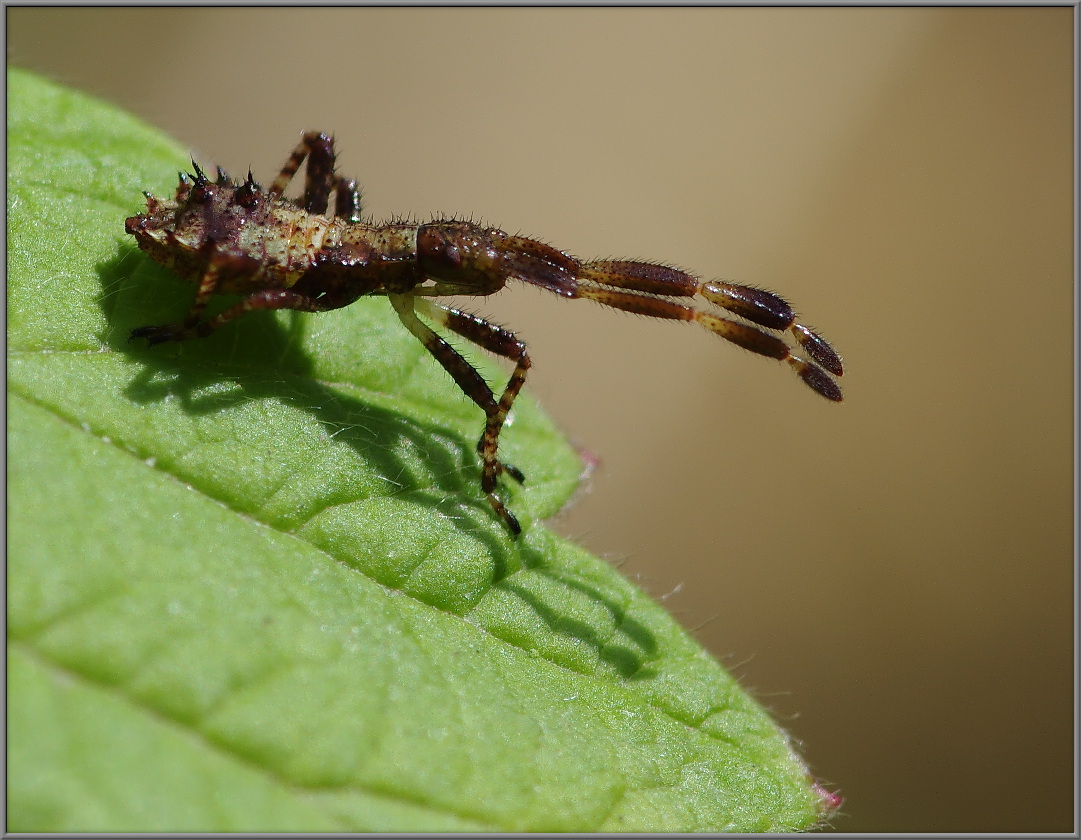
[413,298,530,486]
[580,260,843,378]
[698,281,843,376]
[183,289,326,339]
[131,256,326,346]
[334,177,362,223]
[268,131,351,216]
[693,309,843,401]
[130,248,225,344]
[389,292,525,536]
[572,281,842,401]
[579,260,700,296]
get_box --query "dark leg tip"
[487,492,523,538]
[504,509,522,538]
[799,363,844,402]
[503,462,526,484]
[130,323,187,346]
[793,324,844,377]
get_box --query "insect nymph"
[127,131,843,537]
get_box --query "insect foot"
[127,131,843,537]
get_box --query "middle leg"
[413,298,530,487]
[388,293,528,536]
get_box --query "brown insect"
[127,131,843,537]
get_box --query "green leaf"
[7,67,835,832]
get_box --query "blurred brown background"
[9,8,1074,832]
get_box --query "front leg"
[269,131,361,221]
[130,249,225,344]
[131,289,327,344]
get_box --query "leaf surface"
[7,67,833,832]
